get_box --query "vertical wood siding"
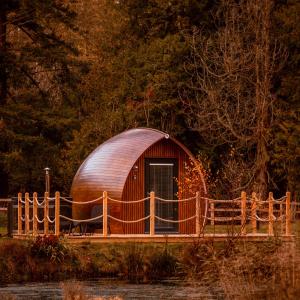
[120,139,198,234]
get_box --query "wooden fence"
[207,192,293,236]
[0,199,14,237]
[14,191,295,238]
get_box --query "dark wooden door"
[145,158,178,233]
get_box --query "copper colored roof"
[71,128,206,200]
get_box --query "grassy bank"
[0,237,182,283]
[0,236,300,299]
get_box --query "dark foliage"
[30,235,69,263]
[0,0,298,197]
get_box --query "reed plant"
[0,293,16,300]
[61,280,122,300]
[180,237,300,299]
[221,241,300,299]
[146,246,177,280]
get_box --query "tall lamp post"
[44,167,50,195]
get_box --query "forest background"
[0,0,299,199]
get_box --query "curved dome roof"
[71,128,206,200]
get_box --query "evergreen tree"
[0,0,83,196]
[271,0,300,195]
[60,0,218,190]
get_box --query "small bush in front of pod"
[30,235,69,263]
[147,247,177,281]
[122,243,144,283]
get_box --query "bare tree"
[184,0,283,197]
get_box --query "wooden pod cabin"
[71,128,207,234]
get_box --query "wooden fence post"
[33,192,38,236]
[280,201,283,233]
[286,192,291,236]
[195,192,201,236]
[268,192,274,236]
[293,193,298,221]
[103,191,108,237]
[7,199,14,238]
[25,192,30,234]
[150,191,155,236]
[291,193,296,221]
[44,192,49,235]
[18,193,22,235]
[55,191,60,236]
[251,192,257,234]
[241,191,247,235]
[210,202,215,226]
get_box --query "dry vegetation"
[1,235,300,299]
[0,237,181,284]
[218,241,300,299]
[181,238,300,299]
[61,281,122,300]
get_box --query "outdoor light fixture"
[44,167,50,194]
[132,164,138,180]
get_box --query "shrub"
[147,248,177,280]
[181,240,219,282]
[0,239,35,282]
[30,235,69,263]
[122,244,144,282]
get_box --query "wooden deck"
[13,233,295,243]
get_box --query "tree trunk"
[253,0,272,198]
[255,136,268,198]
[185,0,278,197]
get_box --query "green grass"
[203,221,291,235]
[0,227,7,235]
[0,212,7,235]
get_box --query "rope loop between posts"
[255,199,269,206]
[253,214,269,222]
[276,214,286,221]
[46,197,56,202]
[272,195,287,204]
[36,199,45,207]
[107,197,150,204]
[205,215,242,222]
[59,215,103,223]
[19,199,26,204]
[155,215,196,223]
[155,196,196,203]
[60,196,103,205]
[35,215,45,223]
[108,215,150,223]
[21,216,26,222]
[252,195,267,205]
[202,197,242,204]
[47,216,56,224]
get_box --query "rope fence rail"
[14,190,295,238]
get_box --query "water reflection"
[0,279,218,299]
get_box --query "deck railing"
[206,192,293,236]
[15,191,295,237]
[0,198,14,237]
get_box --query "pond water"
[0,279,220,299]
